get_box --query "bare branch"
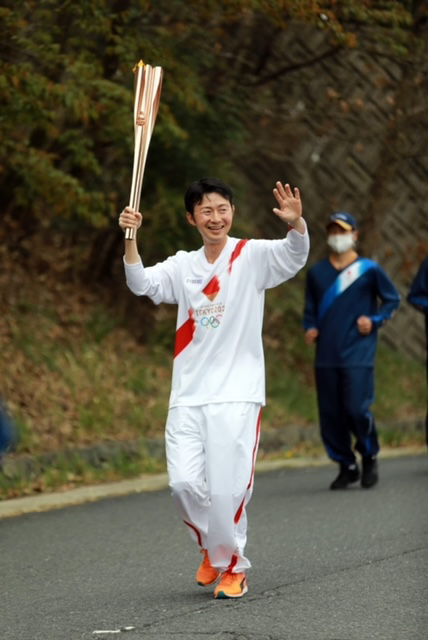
[250,45,343,86]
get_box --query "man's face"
[326,222,358,254]
[187,193,235,247]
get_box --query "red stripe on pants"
[183,519,202,547]
[227,553,238,573]
[234,408,262,524]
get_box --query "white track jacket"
[124,228,309,408]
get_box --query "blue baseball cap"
[326,211,358,231]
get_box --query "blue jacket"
[304,257,400,367]
[0,398,15,455]
[407,257,428,341]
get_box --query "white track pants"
[165,402,262,573]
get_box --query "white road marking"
[93,627,136,634]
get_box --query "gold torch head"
[133,59,145,73]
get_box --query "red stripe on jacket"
[228,239,249,273]
[174,310,195,358]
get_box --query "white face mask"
[327,233,355,254]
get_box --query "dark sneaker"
[330,464,360,490]
[361,456,378,489]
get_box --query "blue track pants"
[315,367,380,466]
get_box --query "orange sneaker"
[214,571,248,599]
[196,549,220,587]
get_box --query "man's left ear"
[353,231,359,242]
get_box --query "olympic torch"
[125,60,163,240]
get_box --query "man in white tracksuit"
[119,178,309,598]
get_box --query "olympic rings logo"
[200,315,222,328]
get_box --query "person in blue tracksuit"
[407,257,428,445]
[0,396,15,470]
[304,212,401,490]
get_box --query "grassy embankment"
[1,265,425,499]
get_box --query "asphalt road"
[1,455,427,640]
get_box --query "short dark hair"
[184,177,234,215]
